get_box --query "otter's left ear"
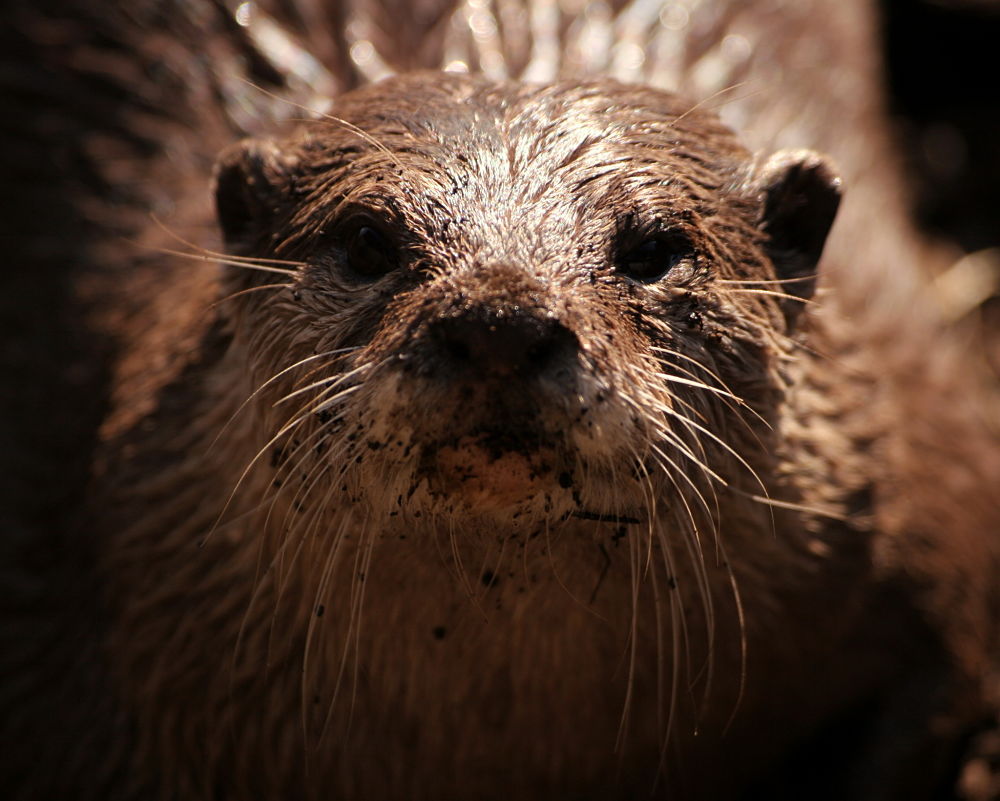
[753,149,841,322]
[213,138,298,255]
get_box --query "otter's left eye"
[346,223,399,279]
[617,232,695,284]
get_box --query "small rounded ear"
[753,149,842,324]
[213,138,296,253]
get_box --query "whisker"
[147,212,309,268]
[718,274,818,287]
[150,244,300,276]
[726,287,817,305]
[207,394,327,541]
[274,361,373,407]
[210,282,294,309]
[649,345,771,430]
[736,491,849,521]
[719,537,748,736]
[658,406,769,499]
[650,372,750,408]
[209,348,359,457]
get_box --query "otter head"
[211,73,839,533]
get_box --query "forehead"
[293,77,747,262]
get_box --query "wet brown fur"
[2,2,1000,801]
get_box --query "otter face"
[213,74,839,529]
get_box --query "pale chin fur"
[339,365,654,529]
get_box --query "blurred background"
[884,0,999,255]
[883,0,1000,377]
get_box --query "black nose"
[430,311,577,378]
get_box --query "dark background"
[883,0,1000,380]
[883,0,1000,253]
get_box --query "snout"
[428,308,579,381]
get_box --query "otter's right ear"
[753,149,842,323]
[213,139,296,253]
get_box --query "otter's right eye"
[346,224,399,279]
[616,231,695,284]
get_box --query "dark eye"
[345,222,399,279]
[617,231,695,284]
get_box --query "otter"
[2,2,998,800]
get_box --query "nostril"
[441,333,472,364]
[526,339,555,369]
[433,317,482,365]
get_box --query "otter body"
[2,2,998,800]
